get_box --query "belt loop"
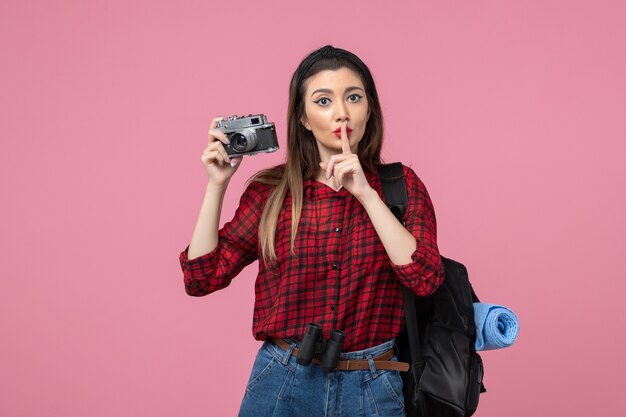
[281,340,296,365]
[367,355,377,377]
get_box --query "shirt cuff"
[179,245,219,278]
[390,241,444,296]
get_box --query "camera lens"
[230,129,257,152]
[231,133,247,149]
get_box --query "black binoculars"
[296,323,346,373]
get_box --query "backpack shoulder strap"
[377,163,423,364]
[378,162,408,223]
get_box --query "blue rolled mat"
[474,303,519,351]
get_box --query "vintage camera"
[216,114,279,157]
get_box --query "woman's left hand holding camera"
[202,117,243,187]
[187,117,243,260]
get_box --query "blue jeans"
[238,339,406,417]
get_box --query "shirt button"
[330,305,336,312]
[331,264,338,270]
[334,227,340,232]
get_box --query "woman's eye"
[314,98,330,106]
[348,94,363,102]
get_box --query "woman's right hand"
[201,117,243,186]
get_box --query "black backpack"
[378,163,486,417]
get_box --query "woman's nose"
[335,102,349,121]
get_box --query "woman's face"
[300,67,370,162]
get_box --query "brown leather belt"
[272,338,409,372]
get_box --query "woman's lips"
[334,128,353,138]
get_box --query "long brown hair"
[252,45,385,263]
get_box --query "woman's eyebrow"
[311,86,364,97]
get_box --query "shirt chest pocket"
[349,215,387,267]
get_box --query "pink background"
[1,0,625,416]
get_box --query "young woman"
[180,45,444,417]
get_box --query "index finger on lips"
[341,121,351,155]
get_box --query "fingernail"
[230,160,238,167]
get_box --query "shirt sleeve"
[390,166,444,297]
[179,180,270,296]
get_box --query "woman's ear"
[300,117,312,131]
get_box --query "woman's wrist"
[206,180,229,194]
[356,185,379,207]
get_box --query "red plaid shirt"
[179,164,444,351]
